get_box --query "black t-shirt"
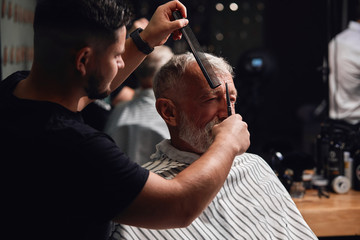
[0,71,149,240]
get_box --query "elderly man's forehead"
[185,61,231,82]
[184,62,211,81]
[185,61,201,74]
[186,59,231,75]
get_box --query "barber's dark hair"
[34,0,133,69]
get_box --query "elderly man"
[110,52,317,240]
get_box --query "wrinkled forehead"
[179,62,236,99]
[182,61,234,90]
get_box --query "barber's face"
[177,63,237,153]
[86,26,126,99]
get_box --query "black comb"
[172,11,221,89]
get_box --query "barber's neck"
[13,62,85,112]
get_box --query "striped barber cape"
[110,140,317,240]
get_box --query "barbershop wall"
[0,0,36,80]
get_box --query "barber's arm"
[110,0,188,92]
[114,114,250,228]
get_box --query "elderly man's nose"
[218,99,229,119]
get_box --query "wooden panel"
[293,190,360,237]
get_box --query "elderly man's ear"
[156,98,177,127]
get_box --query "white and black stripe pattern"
[110,141,317,240]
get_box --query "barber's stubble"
[86,69,110,100]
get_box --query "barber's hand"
[212,114,250,155]
[140,0,188,48]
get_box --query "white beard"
[178,112,220,153]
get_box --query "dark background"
[128,0,359,159]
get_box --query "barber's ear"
[75,47,92,76]
[156,98,178,126]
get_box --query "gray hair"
[153,52,234,99]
